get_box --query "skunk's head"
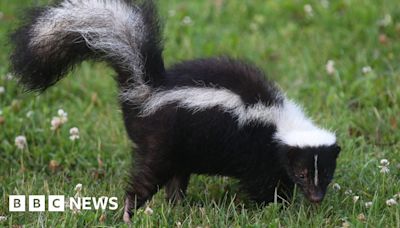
[280,144,341,203]
[271,99,340,203]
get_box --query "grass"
[0,0,399,227]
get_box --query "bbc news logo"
[9,195,118,212]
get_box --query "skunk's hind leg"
[165,174,190,203]
[124,148,173,223]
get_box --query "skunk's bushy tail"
[10,0,164,97]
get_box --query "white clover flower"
[75,183,83,192]
[353,195,360,203]
[69,127,80,141]
[332,183,341,191]
[379,159,390,173]
[182,16,192,25]
[51,109,68,130]
[58,109,66,116]
[365,201,373,208]
[15,135,27,150]
[26,111,34,118]
[380,159,389,166]
[51,117,63,130]
[386,198,397,206]
[378,14,392,27]
[57,109,68,123]
[70,127,79,135]
[144,206,153,215]
[304,4,314,17]
[0,86,4,94]
[379,160,389,172]
[362,66,372,74]
[344,189,353,195]
[176,221,182,227]
[326,60,335,75]
[0,215,7,222]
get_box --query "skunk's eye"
[294,169,307,180]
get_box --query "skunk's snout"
[307,190,324,203]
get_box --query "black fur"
[164,58,283,105]
[138,0,165,86]
[9,0,340,222]
[10,7,90,91]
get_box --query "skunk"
[10,0,340,222]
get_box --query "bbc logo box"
[9,195,65,212]
[9,195,25,212]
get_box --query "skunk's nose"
[309,192,324,203]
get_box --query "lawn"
[0,0,399,227]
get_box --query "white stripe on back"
[139,87,336,148]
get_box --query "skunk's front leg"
[123,148,173,223]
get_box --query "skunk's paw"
[123,198,132,224]
[123,211,131,224]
